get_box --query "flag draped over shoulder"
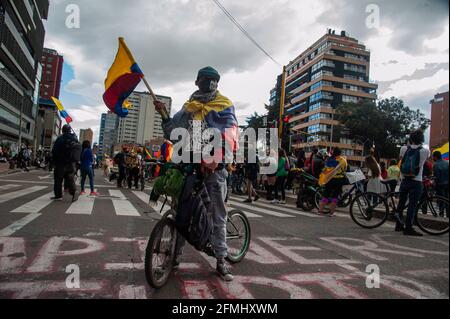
[103,38,144,118]
[183,92,239,152]
[434,142,449,161]
[51,97,73,124]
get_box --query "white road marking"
[118,285,147,299]
[226,207,262,218]
[132,190,172,215]
[38,175,52,180]
[0,186,48,204]
[228,200,295,218]
[235,199,320,218]
[0,213,41,237]
[109,190,141,217]
[0,184,20,191]
[11,192,54,214]
[65,195,96,215]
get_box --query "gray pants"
[176,168,229,259]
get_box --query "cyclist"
[153,66,238,282]
[318,147,348,217]
[396,130,430,236]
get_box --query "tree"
[245,112,265,130]
[335,97,431,159]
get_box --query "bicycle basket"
[345,169,366,185]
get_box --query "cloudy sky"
[43,0,449,143]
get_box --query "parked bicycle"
[349,177,449,236]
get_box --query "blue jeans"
[81,166,95,192]
[176,169,229,260]
[397,179,423,228]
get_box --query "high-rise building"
[98,111,119,160]
[271,30,378,166]
[116,91,172,145]
[430,91,449,149]
[0,0,49,152]
[39,48,63,99]
[37,98,61,150]
[79,128,94,145]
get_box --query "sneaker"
[90,192,100,197]
[254,195,260,202]
[243,199,252,204]
[271,199,279,204]
[80,191,87,195]
[217,260,234,282]
[403,228,423,237]
[279,200,286,205]
[51,197,63,201]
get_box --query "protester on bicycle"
[318,147,348,217]
[153,66,238,282]
[396,130,430,236]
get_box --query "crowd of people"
[224,129,448,235]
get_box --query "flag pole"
[142,76,169,120]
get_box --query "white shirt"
[399,144,430,182]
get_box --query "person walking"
[432,151,449,217]
[396,130,430,236]
[318,147,348,217]
[272,149,289,205]
[80,140,98,196]
[243,158,260,203]
[114,146,128,188]
[51,125,80,202]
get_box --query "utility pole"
[278,66,287,145]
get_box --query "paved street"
[0,169,448,299]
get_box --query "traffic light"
[283,115,291,124]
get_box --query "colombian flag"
[434,142,449,161]
[160,141,174,162]
[51,97,73,124]
[103,38,144,118]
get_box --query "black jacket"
[52,133,79,165]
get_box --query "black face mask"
[198,79,218,93]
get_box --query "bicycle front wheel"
[144,211,178,289]
[415,195,449,236]
[226,210,251,264]
[350,192,389,229]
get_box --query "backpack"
[61,138,81,164]
[176,175,214,251]
[401,147,422,178]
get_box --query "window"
[343,84,358,91]
[342,95,358,103]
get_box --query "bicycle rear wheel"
[144,210,178,289]
[350,192,389,229]
[415,195,449,236]
[226,210,251,264]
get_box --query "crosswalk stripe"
[132,190,172,215]
[0,213,41,237]
[0,186,48,204]
[0,184,20,191]
[109,190,141,217]
[226,207,262,218]
[66,195,96,215]
[228,200,295,218]
[232,199,320,218]
[11,192,54,214]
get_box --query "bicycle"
[144,169,251,289]
[349,178,449,236]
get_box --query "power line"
[210,0,282,66]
